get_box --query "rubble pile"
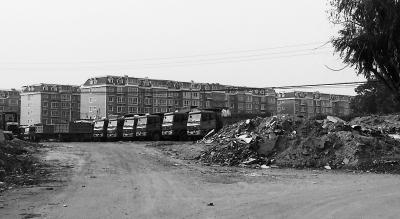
[199,114,400,172]
[200,115,300,166]
[349,114,400,134]
[0,138,43,190]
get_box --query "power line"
[0,41,327,65]
[0,50,332,71]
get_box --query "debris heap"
[0,138,43,191]
[199,114,400,173]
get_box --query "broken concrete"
[199,114,400,173]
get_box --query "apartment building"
[276,91,351,118]
[0,89,20,116]
[80,75,277,119]
[20,84,81,126]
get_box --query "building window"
[108,105,114,112]
[42,102,48,108]
[117,106,123,113]
[183,92,191,99]
[9,99,18,105]
[61,94,71,101]
[62,111,69,118]
[128,87,138,93]
[51,110,60,116]
[61,102,70,109]
[128,106,138,114]
[144,98,152,105]
[174,100,179,106]
[159,99,167,106]
[128,97,138,105]
[168,99,173,106]
[246,103,252,110]
[117,87,124,93]
[117,96,124,103]
[192,100,199,106]
[183,100,190,106]
[89,106,96,113]
[51,102,59,108]
[161,107,167,113]
[43,110,48,116]
[261,104,265,110]
[144,107,152,114]
[89,97,94,103]
[108,96,114,102]
[153,99,159,106]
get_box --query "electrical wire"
[0,41,326,65]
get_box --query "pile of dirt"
[199,115,400,173]
[0,138,46,191]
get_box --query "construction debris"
[0,137,44,191]
[199,114,400,173]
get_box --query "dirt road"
[2,142,400,219]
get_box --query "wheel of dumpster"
[152,133,161,141]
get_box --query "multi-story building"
[276,91,351,118]
[20,84,81,126]
[80,75,277,119]
[0,89,20,116]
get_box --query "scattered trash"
[260,165,270,169]
[247,173,261,177]
[242,158,257,165]
[324,166,332,170]
[63,204,68,207]
[203,129,215,140]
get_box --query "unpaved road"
[2,142,400,219]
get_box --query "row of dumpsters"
[22,109,225,142]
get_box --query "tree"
[329,0,400,103]
[350,80,400,114]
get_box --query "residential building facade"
[276,91,351,118]
[80,75,277,119]
[0,89,20,117]
[20,84,81,126]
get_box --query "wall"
[20,93,42,126]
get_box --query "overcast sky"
[0,0,364,95]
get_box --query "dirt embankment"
[198,114,400,173]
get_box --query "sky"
[0,0,365,95]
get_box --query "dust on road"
[1,142,400,219]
